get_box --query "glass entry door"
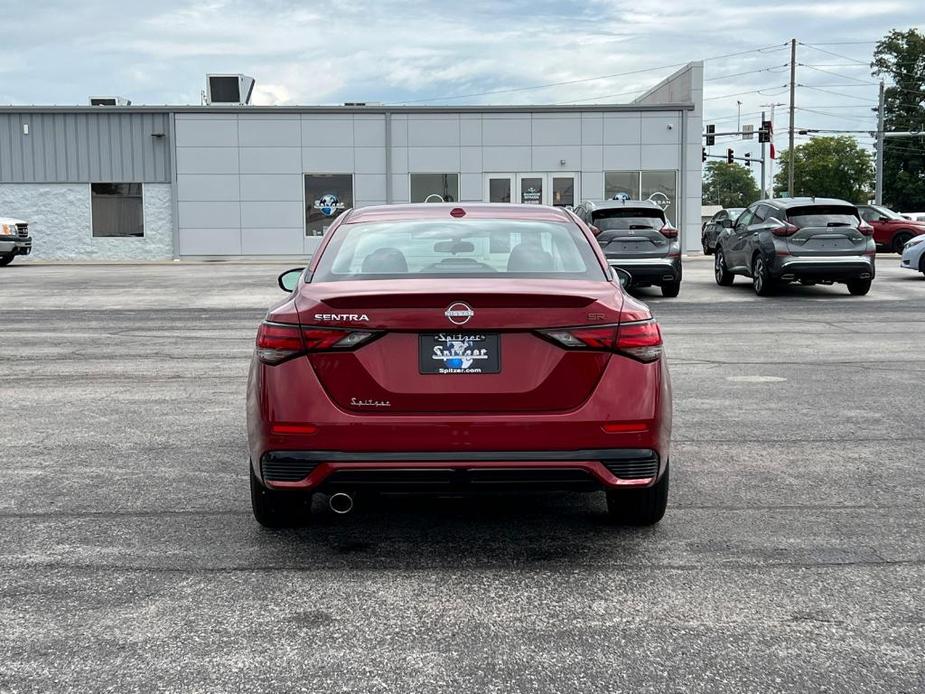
[508,173,578,207]
[550,173,577,208]
[517,174,545,205]
[485,174,514,203]
[485,173,579,206]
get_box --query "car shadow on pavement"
[246,492,659,570]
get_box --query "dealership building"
[0,63,703,260]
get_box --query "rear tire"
[892,232,913,254]
[250,463,311,528]
[846,278,872,296]
[660,281,681,298]
[714,249,734,286]
[752,255,775,296]
[0,254,14,267]
[920,253,925,277]
[607,463,669,526]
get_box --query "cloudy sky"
[1,1,921,159]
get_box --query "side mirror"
[878,216,889,222]
[278,267,305,292]
[613,267,633,289]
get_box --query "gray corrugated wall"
[0,112,172,183]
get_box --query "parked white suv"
[0,217,32,266]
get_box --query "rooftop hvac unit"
[89,97,132,106]
[205,74,255,105]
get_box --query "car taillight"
[858,222,874,236]
[772,223,800,237]
[538,319,662,363]
[660,225,679,239]
[255,322,378,364]
[615,320,663,363]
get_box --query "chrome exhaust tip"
[328,492,354,515]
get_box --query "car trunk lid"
[784,205,868,256]
[592,208,670,259]
[297,279,626,414]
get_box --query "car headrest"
[361,247,408,274]
[507,242,554,272]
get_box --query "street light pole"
[788,38,797,197]
[875,81,884,205]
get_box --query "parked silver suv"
[573,200,682,297]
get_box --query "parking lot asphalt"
[1,257,923,693]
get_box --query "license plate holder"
[419,333,501,374]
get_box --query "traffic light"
[726,148,734,164]
[759,120,773,143]
[706,124,715,146]
[744,152,751,167]
[702,147,707,163]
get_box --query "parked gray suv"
[573,199,682,297]
[713,197,875,296]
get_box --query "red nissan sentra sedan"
[247,203,672,527]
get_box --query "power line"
[398,42,789,104]
[798,85,877,103]
[554,88,645,105]
[795,106,875,122]
[799,63,878,84]
[802,64,925,97]
[704,85,789,101]
[802,42,925,84]
[704,64,790,82]
[803,40,878,46]
[799,43,869,65]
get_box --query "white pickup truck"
[0,217,32,266]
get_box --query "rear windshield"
[591,208,666,232]
[312,219,606,282]
[787,205,860,229]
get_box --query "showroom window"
[604,171,678,225]
[90,183,144,238]
[640,171,678,226]
[410,173,459,203]
[604,172,640,201]
[305,174,354,237]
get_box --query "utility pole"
[737,100,742,133]
[875,80,885,205]
[788,38,797,197]
[760,110,767,197]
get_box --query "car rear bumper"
[0,236,31,255]
[257,448,663,492]
[607,257,681,285]
[247,350,673,491]
[774,255,874,281]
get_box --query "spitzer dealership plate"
[419,333,500,374]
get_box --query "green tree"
[774,136,874,203]
[702,161,760,208]
[873,28,925,211]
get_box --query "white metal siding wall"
[175,110,686,257]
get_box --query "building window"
[91,183,144,237]
[305,174,353,237]
[641,170,678,226]
[604,172,640,201]
[410,173,459,203]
